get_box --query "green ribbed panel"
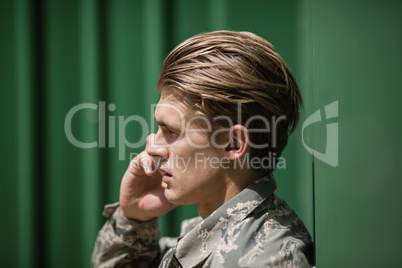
[1,1,315,267]
[308,0,402,267]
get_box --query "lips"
[160,169,173,183]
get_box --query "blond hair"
[157,31,302,172]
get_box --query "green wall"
[308,0,402,267]
[1,0,401,267]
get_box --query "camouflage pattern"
[91,175,315,267]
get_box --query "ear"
[224,125,249,160]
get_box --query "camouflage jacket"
[91,175,315,267]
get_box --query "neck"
[197,169,260,219]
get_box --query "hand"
[119,151,176,221]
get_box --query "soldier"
[91,31,315,267]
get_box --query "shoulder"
[237,193,315,267]
[267,194,313,244]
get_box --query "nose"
[146,133,169,158]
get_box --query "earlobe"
[224,125,249,160]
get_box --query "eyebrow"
[155,118,181,132]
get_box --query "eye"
[161,126,177,136]
[160,126,180,144]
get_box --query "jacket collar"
[174,173,277,267]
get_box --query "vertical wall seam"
[79,0,102,265]
[15,0,34,266]
[98,0,110,222]
[310,0,317,264]
[32,0,46,266]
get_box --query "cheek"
[167,137,223,177]
[188,151,225,176]
[185,131,211,148]
[166,148,195,173]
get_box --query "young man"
[91,31,315,267]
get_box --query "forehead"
[154,93,192,122]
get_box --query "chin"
[164,189,178,204]
[164,190,188,205]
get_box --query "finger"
[139,152,154,176]
[129,155,140,169]
[127,155,145,177]
[153,156,169,177]
[152,156,163,170]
